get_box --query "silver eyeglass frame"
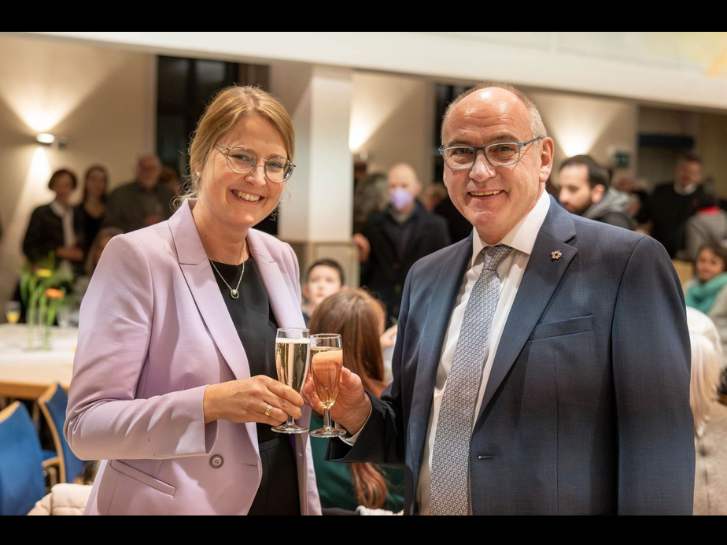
[215,145,296,183]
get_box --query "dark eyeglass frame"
[215,145,295,183]
[438,136,545,170]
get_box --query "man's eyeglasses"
[216,145,295,183]
[438,136,544,171]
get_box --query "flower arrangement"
[19,256,73,349]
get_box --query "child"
[302,258,345,325]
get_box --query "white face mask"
[390,187,414,211]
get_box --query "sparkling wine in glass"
[272,327,310,434]
[309,333,345,438]
[4,301,20,324]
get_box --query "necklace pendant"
[230,289,239,299]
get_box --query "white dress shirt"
[343,190,550,515]
[416,190,550,514]
[50,200,76,247]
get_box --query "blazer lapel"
[247,231,305,330]
[409,235,473,475]
[475,200,577,424]
[168,201,250,382]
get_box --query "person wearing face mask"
[357,163,450,326]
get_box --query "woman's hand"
[380,324,398,350]
[302,367,371,435]
[203,375,304,426]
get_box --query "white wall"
[351,71,434,184]
[0,34,154,308]
[31,32,727,111]
[530,91,638,183]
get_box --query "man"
[356,163,450,325]
[557,154,634,230]
[307,83,694,515]
[641,152,706,258]
[104,154,174,233]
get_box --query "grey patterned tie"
[429,244,511,515]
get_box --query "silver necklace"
[210,259,245,299]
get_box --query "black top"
[75,203,105,253]
[641,182,706,258]
[22,203,85,269]
[209,256,300,515]
[361,201,450,325]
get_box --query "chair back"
[38,384,85,483]
[0,402,46,515]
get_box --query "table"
[0,324,77,400]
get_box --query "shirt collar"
[49,200,70,217]
[674,182,698,195]
[470,188,551,267]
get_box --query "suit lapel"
[476,200,577,424]
[168,201,250,381]
[409,235,473,476]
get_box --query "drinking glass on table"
[4,301,20,324]
[309,333,345,438]
[272,327,311,434]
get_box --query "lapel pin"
[550,250,562,262]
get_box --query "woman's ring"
[264,404,273,417]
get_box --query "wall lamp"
[35,133,68,149]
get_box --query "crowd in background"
[7,136,727,514]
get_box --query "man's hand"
[303,367,371,435]
[352,233,371,263]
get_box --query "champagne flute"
[309,333,346,438]
[4,301,20,324]
[272,327,311,434]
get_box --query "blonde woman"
[65,86,321,515]
[687,306,727,515]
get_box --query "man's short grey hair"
[441,82,548,142]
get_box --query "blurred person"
[302,258,346,324]
[612,175,650,225]
[682,192,727,262]
[421,183,448,212]
[686,243,727,361]
[22,168,84,272]
[686,306,727,515]
[73,227,124,300]
[641,152,706,258]
[352,171,388,235]
[160,164,183,197]
[75,165,109,256]
[557,155,633,230]
[65,86,321,515]
[308,288,404,514]
[358,163,450,325]
[104,154,174,233]
[307,83,693,515]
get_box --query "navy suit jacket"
[331,197,695,515]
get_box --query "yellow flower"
[35,268,53,278]
[44,288,64,300]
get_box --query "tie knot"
[482,245,511,272]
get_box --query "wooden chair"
[38,383,86,484]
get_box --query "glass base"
[271,423,309,434]
[310,426,346,438]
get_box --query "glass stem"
[323,409,332,430]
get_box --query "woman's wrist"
[203,384,220,424]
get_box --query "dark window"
[433,84,474,178]
[156,56,277,234]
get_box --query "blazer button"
[210,454,224,469]
[476,454,494,461]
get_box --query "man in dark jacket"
[358,163,450,325]
[557,154,634,230]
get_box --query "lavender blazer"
[65,200,321,515]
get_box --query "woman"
[686,306,727,514]
[75,165,109,255]
[686,243,727,362]
[65,86,321,515]
[308,288,404,513]
[22,168,84,270]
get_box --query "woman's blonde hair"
[180,85,294,203]
[687,307,723,436]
